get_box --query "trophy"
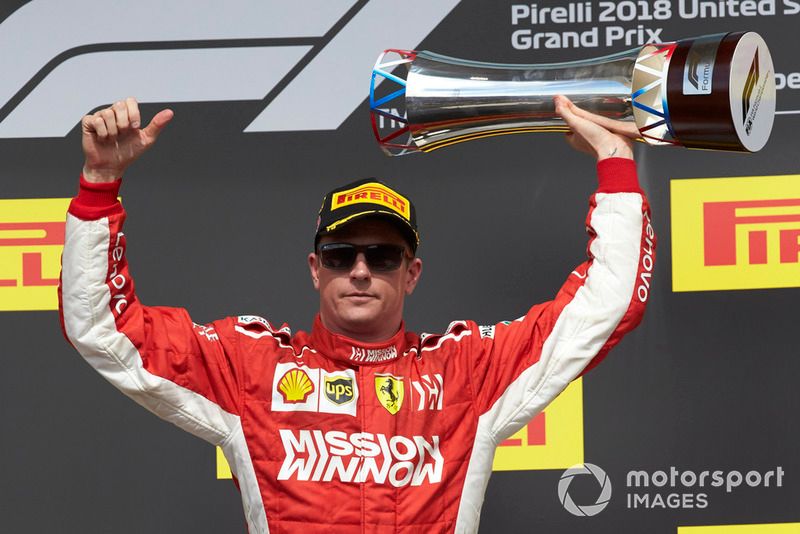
[369,32,775,156]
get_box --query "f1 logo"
[672,174,800,292]
[0,199,71,311]
[0,0,460,138]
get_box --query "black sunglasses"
[317,243,409,272]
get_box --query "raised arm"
[59,100,243,447]
[468,96,654,441]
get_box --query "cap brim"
[315,210,419,251]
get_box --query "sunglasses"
[317,243,409,272]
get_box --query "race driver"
[59,95,654,533]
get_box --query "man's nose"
[350,252,371,279]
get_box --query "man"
[59,96,653,533]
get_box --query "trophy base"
[633,32,775,152]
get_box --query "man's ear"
[405,257,423,295]
[308,252,320,290]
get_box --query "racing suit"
[58,158,654,533]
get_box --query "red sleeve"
[69,174,123,219]
[59,176,243,445]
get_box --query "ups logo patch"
[324,376,354,405]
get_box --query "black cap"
[315,178,419,252]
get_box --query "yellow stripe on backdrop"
[0,198,72,311]
[678,523,800,533]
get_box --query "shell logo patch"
[375,374,404,415]
[278,368,315,403]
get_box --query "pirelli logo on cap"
[333,183,410,221]
[493,378,583,471]
[672,175,800,292]
[0,198,71,311]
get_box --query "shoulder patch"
[238,315,272,330]
[444,320,469,334]
[237,315,292,335]
[235,315,294,349]
[420,320,471,349]
[193,323,220,343]
[498,315,525,327]
[478,325,495,339]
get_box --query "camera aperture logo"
[558,463,612,517]
[557,463,786,515]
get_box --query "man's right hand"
[554,95,639,162]
[81,97,173,183]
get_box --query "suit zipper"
[359,366,366,534]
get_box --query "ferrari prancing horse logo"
[375,374,404,414]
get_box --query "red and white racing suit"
[59,158,654,534]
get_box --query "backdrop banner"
[0,1,797,532]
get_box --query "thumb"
[554,95,572,120]
[142,108,174,140]
[555,95,593,133]
[554,96,589,134]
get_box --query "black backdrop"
[0,1,798,532]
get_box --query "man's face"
[308,218,422,343]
